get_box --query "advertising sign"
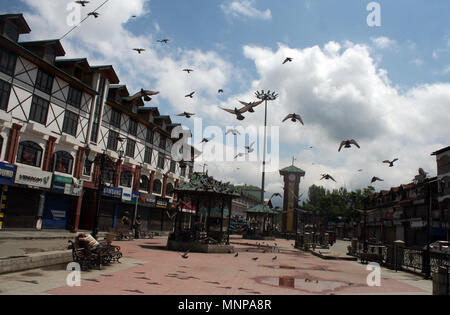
[14,166,53,189]
[52,175,82,196]
[0,162,16,186]
[102,186,122,199]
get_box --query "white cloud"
[411,59,423,66]
[370,36,397,50]
[221,0,272,20]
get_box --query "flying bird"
[321,174,336,182]
[200,137,212,144]
[282,113,304,125]
[183,69,194,73]
[88,12,100,18]
[185,91,195,98]
[272,256,277,261]
[383,158,399,167]
[219,106,250,121]
[238,100,263,113]
[226,129,241,136]
[358,169,363,172]
[234,153,247,160]
[177,112,195,118]
[218,89,224,94]
[271,193,282,199]
[371,177,384,183]
[157,39,170,43]
[252,257,258,261]
[180,249,190,259]
[338,139,360,152]
[234,253,239,257]
[245,142,255,153]
[283,57,293,64]
[133,48,145,54]
[418,168,428,178]
[75,1,89,6]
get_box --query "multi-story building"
[231,185,262,219]
[0,13,194,233]
[362,146,449,247]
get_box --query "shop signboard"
[102,186,122,199]
[0,162,16,186]
[52,175,82,196]
[122,188,139,204]
[156,198,168,209]
[14,166,53,189]
[139,193,156,207]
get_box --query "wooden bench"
[360,252,383,264]
[68,238,122,270]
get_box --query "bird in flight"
[200,137,212,144]
[283,57,293,64]
[183,69,194,74]
[272,256,277,261]
[234,153,247,160]
[338,139,360,152]
[271,193,282,199]
[383,158,399,167]
[75,1,90,6]
[133,48,145,54]
[88,12,100,18]
[218,89,224,94]
[177,112,195,119]
[371,177,384,183]
[282,113,304,125]
[252,257,258,261]
[226,129,240,136]
[321,174,336,182]
[245,142,255,153]
[185,91,195,98]
[358,169,363,172]
[238,100,263,113]
[234,253,239,257]
[157,39,170,44]
[220,105,252,121]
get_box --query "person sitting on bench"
[77,233,103,252]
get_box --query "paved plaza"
[0,236,432,295]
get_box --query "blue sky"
[3,0,450,200]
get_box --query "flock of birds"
[72,1,416,191]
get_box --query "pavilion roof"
[175,173,240,197]
[246,204,276,214]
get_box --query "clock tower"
[279,164,305,233]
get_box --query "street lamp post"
[255,90,278,203]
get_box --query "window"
[4,23,19,42]
[159,135,166,150]
[128,119,138,136]
[0,79,11,111]
[139,175,149,192]
[125,138,135,158]
[144,146,152,164]
[120,170,133,188]
[16,141,43,167]
[29,95,49,125]
[107,130,120,151]
[110,108,121,128]
[153,179,162,194]
[166,183,174,197]
[170,160,176,173]
[67,86,82,108]
[180,164,186,177]
[43,48,55,63]
[62,111,78,136]
[146,128,154,144]
[83,158,92,176]
[0,47,17,76]
[157,154,165,169]
[35,68,54,94]
[90,76,105,142]
[52,151,74,174]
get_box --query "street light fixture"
[255,90,278,203]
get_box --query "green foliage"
[303,185,375,224]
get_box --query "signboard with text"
[0,162,16,186]
[14,166,53,189]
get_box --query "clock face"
[289,174,296,182]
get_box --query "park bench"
[359,252,383,264]
[68,238,123,270]
[138,229,154,239]
[98,239,123,263]
[114,225,134,241]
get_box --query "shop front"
[5,165,53,229]
[0,162,16,229]
[137,193,156,231]
[120,188,140,228]
[42,175,82,230]
[98,186,122,232]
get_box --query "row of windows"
[0,46,17,76]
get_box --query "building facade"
[0,14,194,233]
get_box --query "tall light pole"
[255,90,278,203]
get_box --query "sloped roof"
[279,165,306,175]
[175,173,240,197]
[246,204,275,214]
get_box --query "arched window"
[16,141,43,167]
[120,170,133,188]
[139,175,149,192]
[153,179,162,194]
[166,183,174,197]
[53,151,74,174]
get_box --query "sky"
[3,0,450,204]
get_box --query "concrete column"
[161,175,168,198]
[36,192,46,231]
[71,188,84,232]
[74,146,85,179]
[5,123,22,163]
[114,160,122,187]
[133,166,142,191]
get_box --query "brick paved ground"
[0,235,432,295]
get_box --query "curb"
[310,250,357,261]
[0,250,73,275]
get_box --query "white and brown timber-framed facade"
[0,13,194,232]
